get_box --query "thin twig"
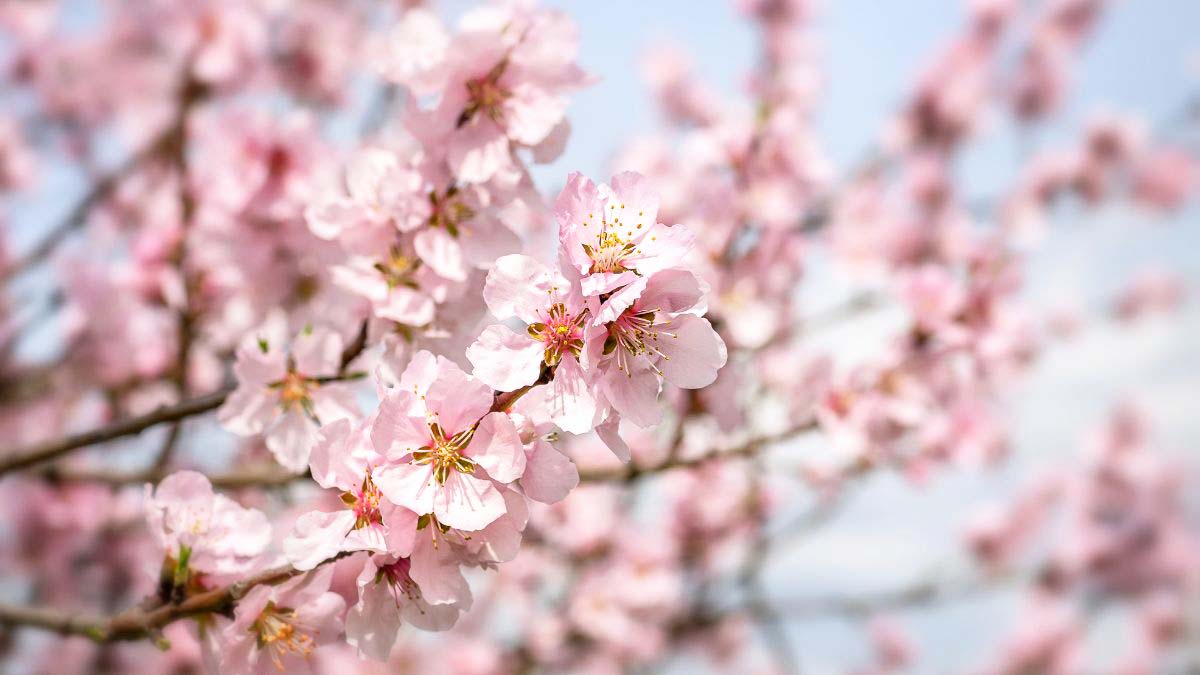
[0,332,372,479]
[0,552,353,643]
[579,421,816,483]
[0,129,176,284]
[0,387,235,477]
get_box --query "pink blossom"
[283,419,418,571]
[466,253,597,433]
[371,351,526,531]
[556,171,695,297]
[143,471,271,578]
[217,322,359,472]
[345,555,465,661]
[585,268,727,428]
[403,5,590,184]
[208,565,346,674]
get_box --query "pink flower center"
[603,306,676,375]
[461,60,510,125]
[583,230,637,274]
[340,473,384,530]
[427,188,475,237]
[579,202,650,274]
[527,302,586,367]
[271,370,319,416]
[411,423,477,484]
[377,558,420,603]
[250,601,314,670]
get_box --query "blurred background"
[505,0,1200,670]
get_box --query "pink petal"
[216,385,276,436]
[266,408,319,472]
[345,570,403,661]
[483,254,553,324]
[425,357,492,434]
[466,324,544,392]
[284,510,357,571]
[373,462,438,516]
[503,82,568,146]
[548,354,597,434]
[658,314,727,389]
[608,171,660,228]
[371,391,433,459]
[448,117,510,184]
[410,535,471,606]
[414,227,467,282]
[521,440,579,504]
[600,363,663,428]
[468,412,526,484]
[595,414,631,462]
[637,268,707,316]
[433,471,506,531]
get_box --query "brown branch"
[0,553,353,643]
[579,421,816,483]
[772,570,1020,619]
[0,387,235,477]
[1,317,372,478]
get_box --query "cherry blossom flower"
[371,351,526,531]
[345,555,465,661]
[208,565,346,674]
[217,322,359,472]
[403,4,588,184]
[283,419,418,571]
[555,171,695,297]
[143,470,271,579]
[586,268,727,428]
[466,253,596,433]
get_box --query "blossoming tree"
[0,0,1196,673]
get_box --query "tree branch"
[0,553,353,643]
[578,421,816,483]
[1,323,372,479]
[0,387,235,477]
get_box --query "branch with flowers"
[0,0,1198,674]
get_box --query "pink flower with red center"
[370,351,526,532]
[282,419,418,571]
[585,268,727,429]
[345,555,467,661]
[402,4,590,184]
[466,253,597,434]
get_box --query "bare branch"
[0,553,352,643]
[0,317,373,478]
[579,421,816,483]
[0,387,234,477]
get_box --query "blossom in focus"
[586,268,727,428]
[345,555,465,661]
[556,171,695,297]
[371,351,526,531]
[467,253,596,433]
